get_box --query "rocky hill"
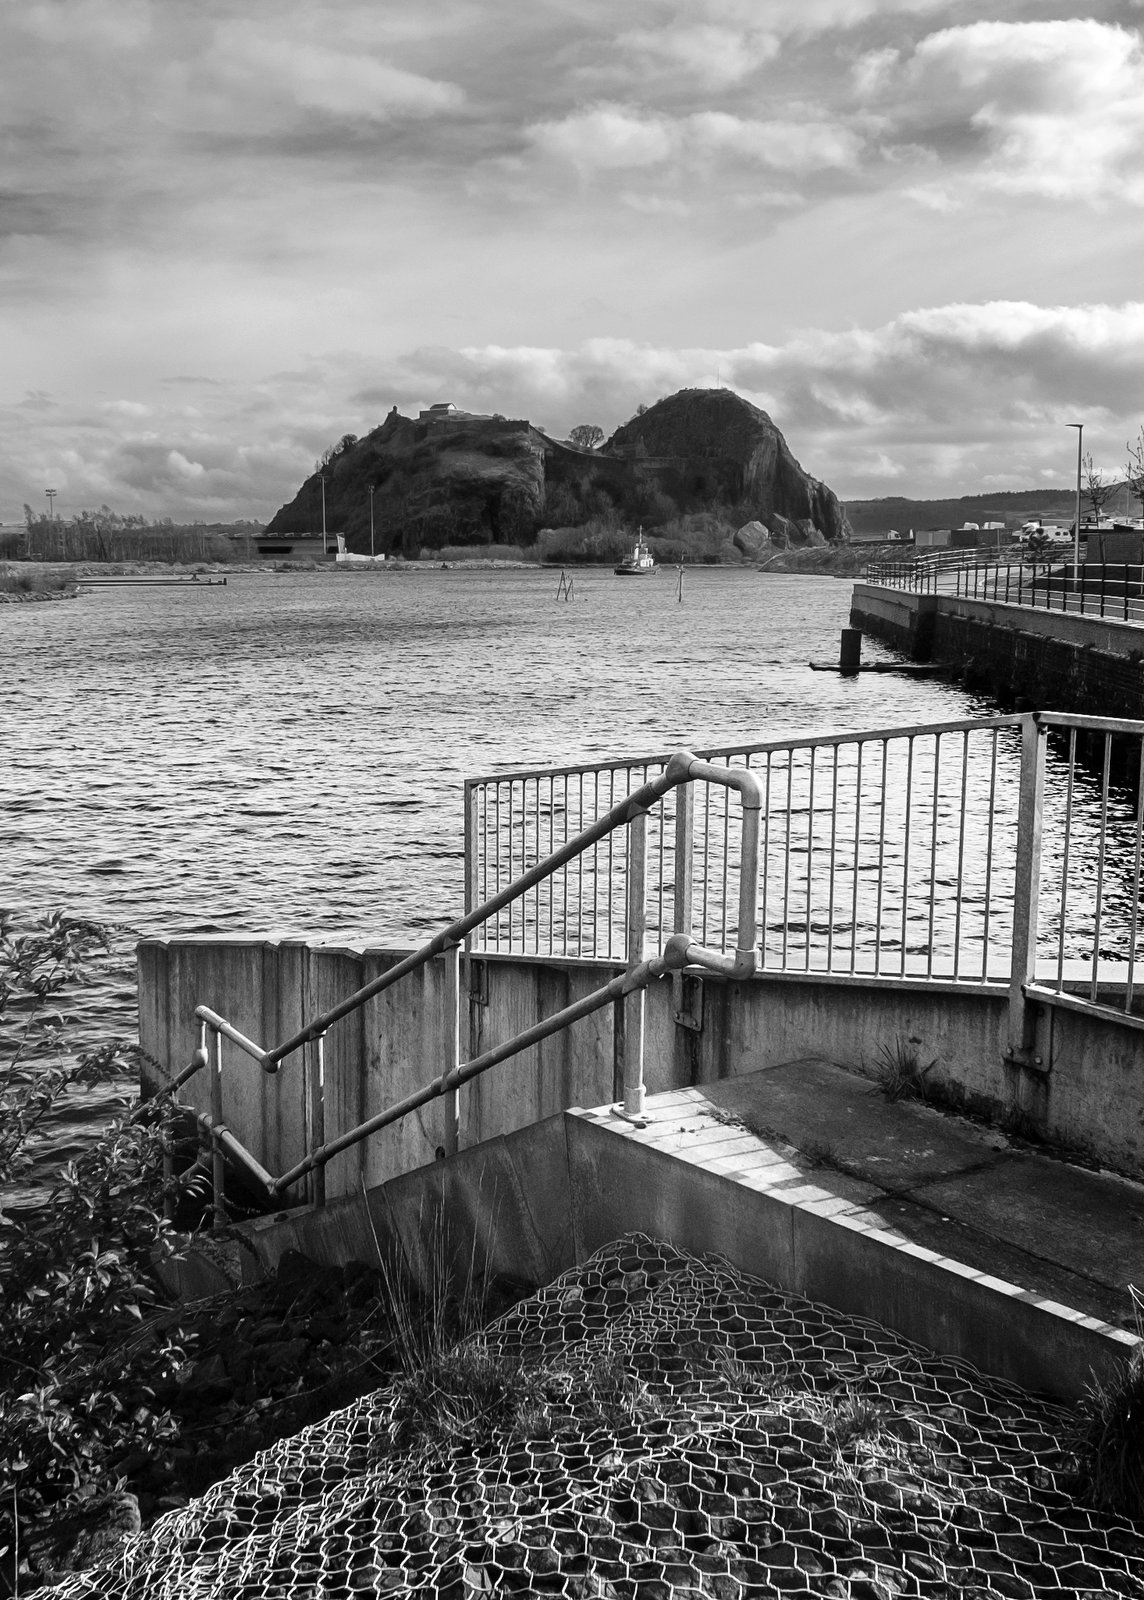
[266,390,850,556]
[604,389,849,547]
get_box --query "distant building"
[418,401,496,424]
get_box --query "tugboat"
[613,535,657,576]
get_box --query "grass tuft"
[874,1037,938,1103]
[1071,1288,1144,1520]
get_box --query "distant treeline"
[1,522,261,564]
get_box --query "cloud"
[528,104,862,174]
[356,301,1144,496]
[7,299,1144,516]
[867,20,1144,205]
[613,23,779,87]
[209,23,465,126]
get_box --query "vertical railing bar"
[591,771,601,959]
[780,754,793,967]
[874,740,888,976]
[442,944,460,1158]
[1127,737,1144,1012]
[210,1026,226,1231]
[721,780,731,953]
[1056,730,1076,994]
[850,742,863,974]
[533,778,541,955]
[1090,732,1112,1003]
[982,728,999,981]
[675,778,695,945]
[760,753,772,967]
[900,737,913,978]
[576,773,584,958]
[953,730,969,979]
[657,767,667,946]
[805,747,816,972]
[493,781,501,951]
[550,777,560,953]
[828,746,839,972]
[1010,716,1046,1058]
[701,781,712,946]
[928,734,940,978]
[507,780,516,951]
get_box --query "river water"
[0,565,1007,1185]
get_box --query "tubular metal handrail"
[188,750,763,1214]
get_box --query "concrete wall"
[138,938,627,1203]
[216,1104,1134,1403]
[850,584,1144,719]
[141,938,1144,1194]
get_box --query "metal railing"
[174,710,1144,1226]
[866,553,1144,623]
[468,710,1144,1029]
[180,752,763,1221]
[467,718,1026,982]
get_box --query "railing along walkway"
[171,711,1144,1227]
[865,553,1144,624]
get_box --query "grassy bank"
[0,564,77,602]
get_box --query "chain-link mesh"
[47,1236,1144,1598]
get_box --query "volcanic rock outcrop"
[266,389,849,555]
[604,389,849,546]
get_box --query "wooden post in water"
[839,628,863,675]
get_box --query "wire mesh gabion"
[46,1236,1144,1599]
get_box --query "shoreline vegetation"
[1,539,891,597]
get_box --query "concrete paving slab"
[667,1058,1144,1334]
[905,1156,1144,1328]
[701,1056,1010,1189]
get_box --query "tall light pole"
[1067,423,1083,590]
[368,483,375,558]
[44,488,56,521]
[319,472,327,553]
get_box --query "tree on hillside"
[1083,453,1116,523]
[569,425,604,450]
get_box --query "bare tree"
[1083,452,1116,524]
[1127,428,1144,518]
[569,424,604,450]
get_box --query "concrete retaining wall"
[850,583,1144,718]
[219,1103,1135,1404]
[140,939,1144,1193]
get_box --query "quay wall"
[849,584,1144,717]
[140,939,1144,1194]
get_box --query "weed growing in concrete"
[874,1037,937,1103]
[1071,1289,1144,1520]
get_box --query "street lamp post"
[319,473,327,553]
[368,483,375,558]
[44,488,56,521]
[1068,422,1083,591]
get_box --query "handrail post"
[1007,714,1046,1070]
[442,942,461,1157]
[209,1025,226,1232]
[307,1032,326,1207]
[622,806,649,1118]
[674,782,694,940]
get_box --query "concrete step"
[568,1059,1142,1400]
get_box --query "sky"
[3,0,1144,522]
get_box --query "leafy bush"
[0,915,184,1576]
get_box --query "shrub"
[0,915,184,1577]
